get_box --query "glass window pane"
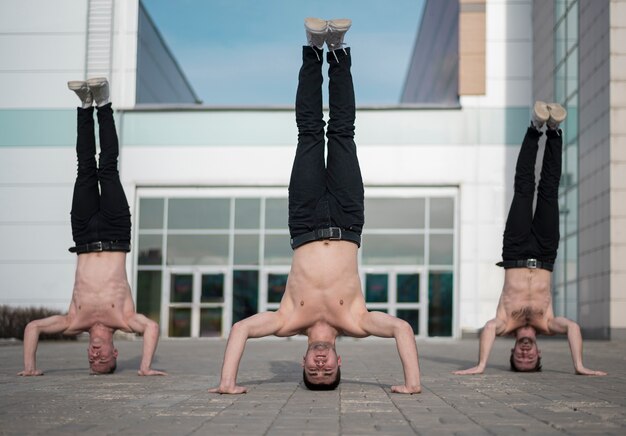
[138,234,163,265]
[139,198,164,229]
[233,270,259,324]
[428,272,453,337]
[137,271,161,324]
[429,197,454,229]
[429,234,454,265]
[264,234,292,265]
[170,274,192,303]
[268,273,288,303]
[365,198,425,229]
[365,274,388,303]
[169,308,191,337]
[234,234,259,265]
[168,198,230,229]
[397,274,419,303]
[167,235,229,265]
[200,308,222,337]
[565,234,577,283]
[362,234,424,265]
[235,198,260,229]
[397,309,419,335]
[265,198,288,229]
[201,273,224,302]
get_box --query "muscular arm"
[209,311,284,394]
[18,315,70,376]
[453,317,504,375]
[127,313,166,376]
[359,311,421,394]
[547,317,607,376]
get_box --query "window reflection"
[365,274,388,303]
[137,271,161,324]
[362,234,424,265]
[170,274,192,303]
[200,308,222,337]
[365,198,425,229]
[138,234,162,265]
[168,198,230,229]
[167,235,229,265]
[397,309,419,334]
[397,274,419,303]
[169,308,191,337]
[201,274,224,302]
[268,273,288,303]
[428,272,453,337]
[232,270,258,324]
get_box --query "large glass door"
[362,269,426,337]
[164,268,231,338]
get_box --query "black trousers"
[501,127,562,263]
[70,104,131,245]
[288,47,364,241]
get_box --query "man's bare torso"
[65,252,134,334]
[497,268,554,335]
[275,240,368,337]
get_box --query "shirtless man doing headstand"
[18,79,165,376]
[209,18,421,394]
[455,102,606,376]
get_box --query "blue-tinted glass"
[201,273,224,302]
[200,308,222,337]
[234,234,260,265]
[235,198,260,229]
[265,198,288,229]
[137,271,162,324]
[366,274,388,303]
[428,272,453,337]
[170,274,192,303]
[169,308,191,337]
[168,198,230,229]
[268,273,288,303]
[397,310,419,335]
[167,235,229,265]
[139,198,164,229]
[138,234,162,265]
[232,270,259,324]
[397,274,419,303]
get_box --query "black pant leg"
[530,128,562,261]
[325,48,364,234]
[70,107,100,245]
[501,127,542,260]
[288,46,327,238]
[96,103,131,242]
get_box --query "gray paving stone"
[1,338,625,435]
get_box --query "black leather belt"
[496,258,554,271]
[69,241,131,254]
[290,227,361,249]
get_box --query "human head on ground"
[510,326,542,372]
[302,341,341,390]
[88,325,118,374]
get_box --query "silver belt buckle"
[93,241,104,252]
[328,227,342,240]
[526,258,537,269]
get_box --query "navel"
[340,299,344,305]
[300,300,304,306]
[111,304,115,308]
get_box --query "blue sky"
[142,0,425,106]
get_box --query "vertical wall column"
[85,0,114,79]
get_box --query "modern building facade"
[1,0,624,340]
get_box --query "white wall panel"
[0,0,88,33]
[0,186,70,223]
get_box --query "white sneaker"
[326,18,351,51]
[68,80,93,108]
[304,17,327,50]
[531,101,549,130]
[87,77,110,107]
[547,103,567,129]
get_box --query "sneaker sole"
[533,101,550,123]
[328,18,352,31]
[68,80,87,90]
[86,77,108,88]
[547,103,567,123]
[305,17,327,33]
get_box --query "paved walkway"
[1,337,625,435]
